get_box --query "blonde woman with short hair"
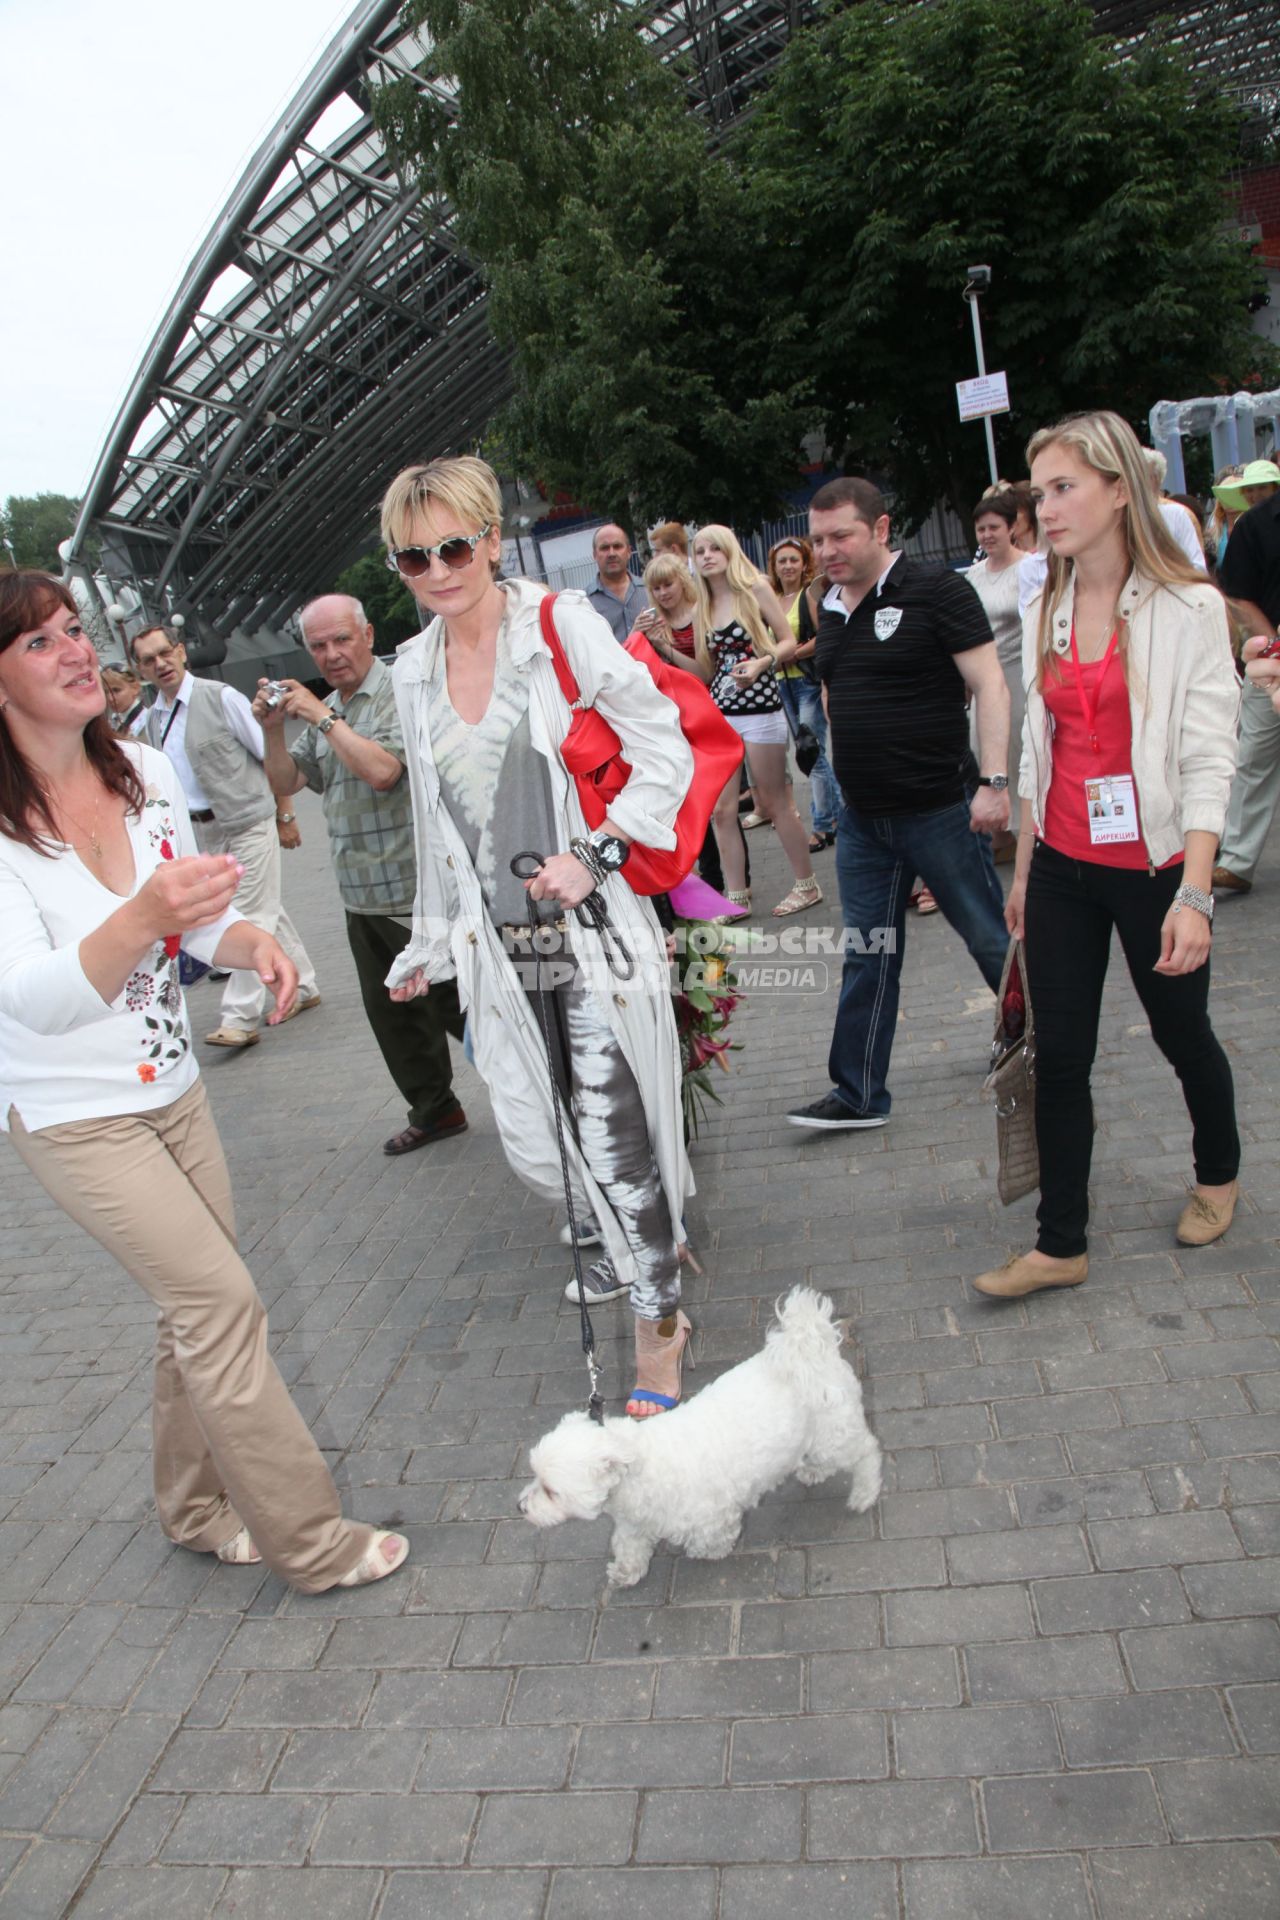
[634,553,706,677]
[975,410,1241,1301]
[101,662,149,737]
[692,524,820,917]
[381,456,697,1416]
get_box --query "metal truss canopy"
[70,0,1277,649]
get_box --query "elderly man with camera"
[134,623,320,1048]
[254,595,467,1157]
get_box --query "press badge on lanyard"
[1071,629,1138,847]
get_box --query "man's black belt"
[190,809,216,823]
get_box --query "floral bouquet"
[668,874,745,1140]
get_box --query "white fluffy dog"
[519,1287,882,1586]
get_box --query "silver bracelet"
[1172,882,1214,921]
[569,837,606,889]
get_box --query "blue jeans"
[777,676,838,834]
[828,794,1010,1118]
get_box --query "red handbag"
[538,593,744,895]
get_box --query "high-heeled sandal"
[215,1526,261,1566]
[333,1528,410,1588]
[627,1310,694,1419]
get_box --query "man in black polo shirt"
[788,476,1011,1130]
[1212,462,1280,895]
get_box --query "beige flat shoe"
[205,1027,260,1049]
[277,992,323,1024]
[714,889,751,924]
[973,1252,1088,1298]
[772,876,822,917]
[1176,1182,1238,1247]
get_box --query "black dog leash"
[510,851,609,1424]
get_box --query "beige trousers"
[8,1082,370,1592]
[195,814,317,1030]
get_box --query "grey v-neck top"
[427,611,561,927]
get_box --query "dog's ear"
[591,1432,639,1485]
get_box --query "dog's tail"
[764,1288,848,1403]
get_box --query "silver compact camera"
[262,680,289,710]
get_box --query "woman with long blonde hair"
[692,524,820,916]
[974,411,1242,1301]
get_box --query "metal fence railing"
[537,499,973,594]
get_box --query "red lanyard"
[1068,626,1119,756]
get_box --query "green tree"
[1,493,81,572]
[743,0,1276,526]
[329,551,422,650]
[375,0,814,526]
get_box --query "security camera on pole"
[958,265,1008,488]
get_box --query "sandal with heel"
[627,1310,694,1419]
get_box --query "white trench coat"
[386,579,697,1287]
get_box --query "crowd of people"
[0,412,1274,1592]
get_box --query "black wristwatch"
[977,774,1009,790]
[588,831,630,872]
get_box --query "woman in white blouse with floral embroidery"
[0,572,405,1593]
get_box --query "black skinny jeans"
[1025,841,1240,1258]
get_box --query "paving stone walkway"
[1,786,1277,1919]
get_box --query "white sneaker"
[563,1259,629,1305]
[559,1216,604,1249]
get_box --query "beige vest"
[178,677,274,833]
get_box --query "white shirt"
[0,743,242,1132]
[151,672,265,811]
[821,551,902,617]
[1018,504,1206,615]
[110,703,150,740]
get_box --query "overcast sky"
[1,0,358,507]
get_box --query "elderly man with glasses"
[253,594,467,1156]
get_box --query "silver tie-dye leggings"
[525,971,681,1322]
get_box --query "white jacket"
[387,580,696,1282]
[1019,570,1240,867]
